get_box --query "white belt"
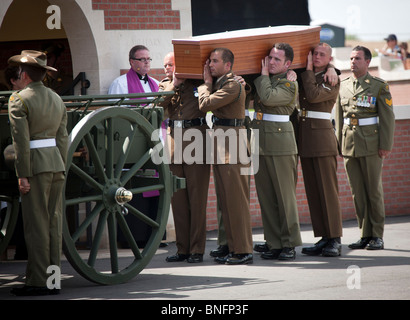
[344,117,378,126]
[301,110,332,120]
[29,138,56,149]
[254,112,290,122]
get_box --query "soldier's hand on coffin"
[261,56,269,76]
[306,51,313,71]
[173,70,184,87]
[203,59,213,84]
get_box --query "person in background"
[108,45,159,95]
[379,34,401,59]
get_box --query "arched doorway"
[0,0,100,94]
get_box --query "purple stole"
[126,68,158,95]
[126,68,160,197]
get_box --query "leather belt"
[212,116,244,127]
[168,117,206,128]
[29,138,56,149]
[254,112,289,122]
[300,110,331,120]
[344,117,378,126]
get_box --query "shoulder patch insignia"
[385,98,392,106]
[9,96,14,102]
[285,82,291,87]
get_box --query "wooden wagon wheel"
[0,195,19,257]
[63,106,172,284]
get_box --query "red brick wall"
[92,0,180,30]
[205,119,410,230]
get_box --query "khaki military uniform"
[335,72,395,238]
[8,81,68,287]
[298,69,342,239]
[198,72,253,255]
[159,78,210,255]
[251,73,302,249]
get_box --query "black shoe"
[348,237,371,249]
[10,286,50,296]
[322,238,341,257]
[215,253,232,264]
[278,247,296,260]
[210,245,229,258]
[253,242,269,253]
[261,249,282,260]
[187,253,203,263]
[366,237,384,250]
[166,253,190,262]
[226,253,253,265]
[301,237,329,256]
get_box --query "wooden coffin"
[172,25,321,79]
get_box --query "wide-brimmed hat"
[8,50,57,71]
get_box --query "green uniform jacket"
[335,72,395,157]
[8,81,68,178]
[251,73,299,156]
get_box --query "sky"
[308,0,410,41]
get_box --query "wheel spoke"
[129,184,164,195]
[71,202,104,242]
[107,211,118,273]
[65,194,102,207]
[116,212,143,260]
[70,163,104,192]
[124,204,160,229]
[120,148,153,185]
[114,123,138,179]
[106,118,114,179]
[84,132,107,182]
[87,210,108,267]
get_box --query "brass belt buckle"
[256,112,263,120]
[350,118,358,126]
[301,109,307,118]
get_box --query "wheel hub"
[102,180,132,213]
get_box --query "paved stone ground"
[0,215,409,303]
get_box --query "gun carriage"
[0,91,185,285]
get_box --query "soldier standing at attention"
[298,43,343,257]
[8,50,68,296]
[198,48,253,265]
[251,43,302,261]
[159,52,210,263]
[335,46,395,250]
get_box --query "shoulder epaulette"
[370,75,387,84]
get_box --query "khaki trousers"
[301,156,343,238]
[170,163,210,254]
[21,171,65,287]
[213,163,253,254]
[344,155,385,238]
[255,155,302,249]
